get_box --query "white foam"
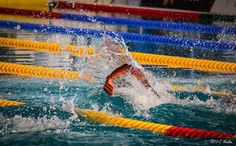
[115,73,236,114]
[116,74,176,110]
[0,114,68,135]
[70,30,235,115]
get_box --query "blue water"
[0,30,236,146]
[0,76,235,146]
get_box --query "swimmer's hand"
[103,64,130,96]
[103,78,114,96]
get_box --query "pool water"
[0,30,236,146]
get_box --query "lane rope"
[130,52,236,73]
[75,108,236,139]
[53,1,200,22]
[0,99,235,139]
[0,62,83,81]
[0,7,235,35]
[0,37,94,55]
[0,62,235,97]
[0,99,24,106]
[170,85,236,97]
[0,37,235,73]
[0,20,235,52]
[52,1,236,23]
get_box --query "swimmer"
[81,37,159,97]
[100,38,159,97]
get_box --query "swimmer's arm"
[104,64,159,97]
[130,67,160,96]
[103,64,130,96]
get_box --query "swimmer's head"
[102,37,127,55]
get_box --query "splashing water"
[71,34,236,114]
[0,114,68,135]
[77,36,175,110]
[1,22,236,145]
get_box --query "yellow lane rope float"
[0,62,235,97]
[75,108,236,139]
[0,37,236,73]
[0,37,235,97]
[0,61,235,97]
[170,85,236,97]
[0,99,235,139]
[0,62,96,82]
[0,37,94,56]
[0,62,83,81]
[0,99,24,106]
[129,52,236,73]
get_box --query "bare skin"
[103,64,159,97]
[82,37,159,97]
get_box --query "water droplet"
[44,88,48,92]
[15,25,21,30]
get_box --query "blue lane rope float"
[61,13,236,35]
[0,20,235,52]
[0,7,235,35]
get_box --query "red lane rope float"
[52,1,201,22]
[75,108,236,139]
